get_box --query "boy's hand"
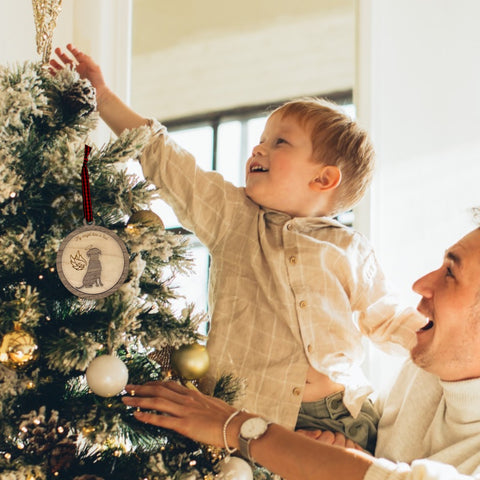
[50,44,108,100]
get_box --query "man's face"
[411,228,480,380]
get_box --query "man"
[123,226,480,480]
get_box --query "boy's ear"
[310,165,342,192]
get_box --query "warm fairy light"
[57,426,64,433]
[45,316,51,322]
[33,418,41,425]
[20,426,28,433]
[17,442,25,449]
[4,453,11,460]
[125,224,139,235]
[26,381,35,389]
[38,274,44,280]
[9,192,16,198]
[54,472,59,477]
[114,450,122,457]
[49,267,55,272]
[189,460,197,466]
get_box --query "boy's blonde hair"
[271,97,375,216]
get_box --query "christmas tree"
[0,53,251,480]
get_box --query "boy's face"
[245,113,322,216]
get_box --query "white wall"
[0,0,71,64]
[130,1,355,119]
[357,0,480,386]
[0,0,132,145]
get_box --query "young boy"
[51,45,426,453]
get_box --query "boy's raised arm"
[50,44,149,136]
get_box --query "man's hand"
[296,429,365,451]
[122,380,238,448]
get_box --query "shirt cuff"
[364,458,409,480]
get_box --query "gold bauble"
[127,210,164,229]
[0,325,39,370]
[170,343,210,380]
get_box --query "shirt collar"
[440,376,480,423]
[261,207,347,230]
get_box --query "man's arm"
[122,381,373,480]
[50,44,148,136]
[122,381,479,480]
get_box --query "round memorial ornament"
[56,225,129,299]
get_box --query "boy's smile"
[249,161,268,173]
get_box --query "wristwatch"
[238,417,272,463]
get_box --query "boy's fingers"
[52,47,75,66]
[67,44,82,61]
[49,59,62,70]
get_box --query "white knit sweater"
[365,360,480,480]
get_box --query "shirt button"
[289,256,297,265]
[307,344,313,353]
[299,300,307,308]
[286,223,293,231]
[292,387,302,396]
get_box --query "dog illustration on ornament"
[79,247,104,288]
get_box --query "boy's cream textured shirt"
[140,123,425,429]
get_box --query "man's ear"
[310,165,342,192]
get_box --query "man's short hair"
[271,97,375,215]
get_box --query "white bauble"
[86,355,128,397]
[217,457,253,480]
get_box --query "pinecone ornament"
[18,407,77,474]
[61,77,97,121]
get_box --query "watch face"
[240,417,269,439]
